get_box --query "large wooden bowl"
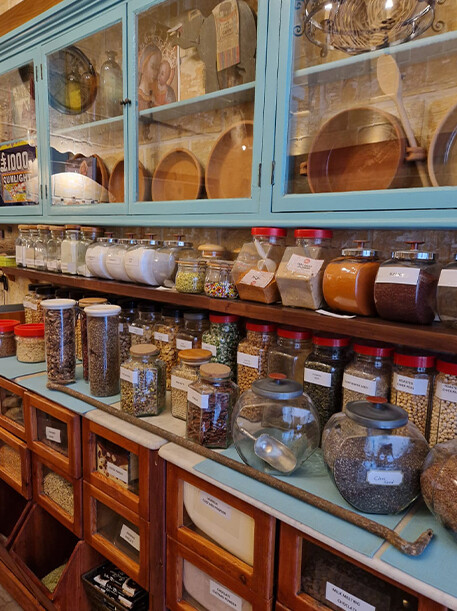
[152,148,202,201]
[428,101,457,187]
[72,153,109,191]
[108,159,149,202]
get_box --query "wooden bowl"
[205,120,254,199]
[72,153,109,191]
[152,148,202,201]
[108,159,149,202]
[428,102,457,187]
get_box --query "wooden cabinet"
[0,377,26,441]
[0,478,31,550]
[0,425,31,498]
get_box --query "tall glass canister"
[42,299,77,384]
[85,304,121,396]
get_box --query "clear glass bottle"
[106,237,138,282]
[46,226,65,273]
[78,297,108,381]
[77,227,103,277]
[153,237,197,286]
[187,363,239,449]
[120,344,166,417]
[34,225,50,271]
[24,226,38,269]
[175,259,207,294]
[267,327,312,383]
[85,237,118,279]
[154,307,182,389]
[15,224,29,268]
[129,302,159,346]
[124,236,163,285]
[237,322,276,394]
[85,304,121,397]
[119,299,138,365]
[429,360,457,447]
[201,314,241,377]
[204,260,238,299]
[60,228,81,275]
[99,50,122,117]
[42,299,76,384]
[176,312,209,351]
[171,349,212,420]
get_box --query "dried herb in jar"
[120,344,166,417]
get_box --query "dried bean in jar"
[42,300,76,385]
[86,305,121,397]
[429,360,457,446]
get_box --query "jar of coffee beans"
[120,344,166,416]
[429,359,457,446]
[85,304,121,397]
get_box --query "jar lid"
[162,307,181,318]
[84,304,121,317]
[163,239,193,248]
[0,319,20,332]
[246,321,276,333]
[130,343,159,357]
[312,333,350,347]
[81,226,103,233]
[78,297,108,308]
[251,227,287,237]
[209,314,239,324]
[207,259,233,269]
[184,312,207,321]
[48,225,65,231]
[436,359,457,376]
[14,323,45,337]
[353,342,394,357]
[35,286,55,296]
[294,229,333,239]
[200,363,231,379]
[198,243,226,256]
[138,302,157,312]
[177,258,206,266]
[138,238,163,247]
[277,327,311,340]
[37,225,50,230]
[252,374,303,399]
[96,237,117,244]
[394,241,436,261]
[118,238,137,245]
[65,224,80,229]
[346,396,408,429]
[342,240,378,258]
[41,299,76,310]
[178,349,212,363]
[394,351,435,368]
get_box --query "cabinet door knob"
[120,98,132,106]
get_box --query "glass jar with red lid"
[429,359,457,446]
[267,327,312,383]
[0,320,20,358]
[237,321,276,394]
[201,314,241,377]
[232,227,287,304]
[14,323,45,363]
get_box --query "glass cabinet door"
[273,0,457,214]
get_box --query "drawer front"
[0,478,31,549]
[0,377,26,440]
[0,426,31,498]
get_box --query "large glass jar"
[175,259,206,294]
[187,363,239,449]
[391,351,435,437]
[204,260,238,299]
[0,320,19,358]
[237,322,276,395]
[85,237,118,279]
[129,302,159,346]
[33,285,56,324]
[171,349,212,420]
[233,227,287,304]
[15,224,28,268]
[124,237,163,285]
[276,229,333,310]
[42,299,76,384]
[303,334,350,431]
[119,299,137,364]
[34,225,50,271]
[14,323,45,363]
[106,238,138,282]
[46,226,64,273]
[342,343,393,410]
[154,308,182,389]
[99,50,122,117]
[153,237,197,287]
[429,360,457,447]
[201,314,241,377]
[233,376,320,474]
[323,242,380,316]
[120,344,166,417]
[24,226,38,269]
[77,227,103,277]
[323,397,429,514]
[60,228,80,275]
[176,312,209,351]
[374,241,439,324]
[79,297,108,381]
[267,327,312,383]
[85,305,121,397]
[436,255,457,328]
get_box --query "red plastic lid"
[246,321,276,333]
[294,229,333,239]
[436,360,457,376]
[367,396,388,404]
[268,373,287,380]
[312,334,350,347]
[251,227,287,237]
[14,323,45,337]
[353,343,394,357]
[277,327,311,340]
[0,319,20,333]
[394,352,435,368]
[209,314,240,324]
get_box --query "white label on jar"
[239,269,274,288]
[304,368,332,388]
[199,492,232,519]
[107,461,129,484]
[128,325,143,336]
[120,367,139,384]
[438,269,457,288]
[171,375,192,392]
[367,470,404,486]
[436,380,457,402]
[176,339,192,350]
[119,524,140,551]
[15,246,23,265]
[325,582,375,611]
[23,300,38,310]
[45,426,61,443]
[375,266,420,285]
[202,342,217,356]
[47,261,57,271]
[154,331,169,343]
[237,352,259,369]
[342,373,377,396]
[209,580,242,611]
[287,254,324,277]
[188,388,209,410]
[393,373,428,396]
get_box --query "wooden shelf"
[4,266,457,354]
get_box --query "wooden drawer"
[277,523,447,611]
[32,453,82,538]
[167,536,273,611]
[275,604,292,611]
[0,478,31,549]
[83,482,149,590]
[24,391,81,477]
[166,464,275,600]
[0,377,26,440]
[0,425,31,498]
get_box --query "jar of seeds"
[33,285,56,323]
[78,297,108,381]
[171,349,212,420]
[42,299,76,384]
[119,299,137,364]
[85,305,121,397]
[14,323,45,362]
[429,360,457,446]
[342,343,393,411]
[391,351,435,437]
[0,320,20,358]
[23,284,41,323]
[176,312,209,351]
[120,344,166,417]
[237,322,276,395]
[186,363,239,448]
[154,307,182,389]
[303,334,350,431]
[204,260,238,299]
[129,302,159,346]
[267,327,312,383]
[175,259,206,294]
[323,397,429,514]
[201,314,241,377]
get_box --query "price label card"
[342,373,377,396]
[171,375,191,392]
[176,339,192,350]
[287,254,324,276]
[188,388,209,410]
[107,461,129,484]
[367,470,403,486]
[202,342,217,356]
[199,492,232,519]
[45,426,61,444]
[436,381,457,402]
[120,367,139,384]
[393,373,428,396]
[326,582,375,611]
[154,331,169,343]
[119,524,140,551]
[438,269,457,288]
[128,325,143,336]
[209,580,242,611]
[375,266,420,285]
[240,269,274,288]
[304,368,332,388]
[237,352,259,369]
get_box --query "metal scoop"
[240,427,298,473]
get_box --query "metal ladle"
[239,426,298,473]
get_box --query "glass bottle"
[153,237,197,286]
[33,285,56,324]
[129,302,159,345]
[175,259,207,294]
[267,327,312,383]
[106,237,138,282]
[34,225,50,271]
[429,360,457,447]
[24,226,38,269]
[85,236,118,279]
[78,297,108,380]
[77,227,103,276]
[23,284,42,323]
[61,228,81,275]
[171,349,212,420]
[120,344,166,417]
[46,226,65,273]
[99,50,122,117]
[15,224,28,268]
[176,312,209,351]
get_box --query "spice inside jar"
[43,468,74,516]
[201,314,241,377]
[14,323,45,363]
[171,349,212,420]
[120,344,166,417]
[79,297,108,381]
[0,320,20,358]
[237,322,276,395]
[119,299,138,364]
[42,299,76,384]
[86,304,121,397]
[129,302,159,346]
[429,359,457,447]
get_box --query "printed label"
[202,342,217,356]
[436,380,457,402]
[239,269,274,288]
[375,266,420,285]
[120,367,139,384]
[154,331,169,343]
[209,580,242,611]
[286,253,324,276]
[23,300,38,310]
[393,373,428,396]
[342,373,377,396]
[325,582,375,611]
[171,375,192,392]
[47,261,57,271]
[119,524,140,551]
[25,257,35,267]
[438,269,457,288]
[367,470,404,486]
[176,339,192,350]
[107,461,129,484]
[45,426,61,444]
[15,245,23,265]
[304,368,332,388]
[187,388,209,410]
[199,491,232,519]
[237,352,259,369]
[128,325,143,336]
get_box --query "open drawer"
[24,391,81,477]
[0,478,31,549]
[0,426,31,498]
[0,377,26,440]
[167,464,275,599]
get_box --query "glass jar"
[154,308,182,389]
[428,360,457,447]
[99,50,122,117]
[120,344,166,417]
[374,241,439,324]
[34,225,50,271]
[436,254,457,327]
[77,227,103,277]
[201,314,241,376]
[60,228,80,275]
[204,260,238,299]
[0,320,19,357]
[14,323,45,363]
[391,351,435,437]
[323,241,380,316]
[176,312,209,351]
[129,302,159,346]
[85,237,118,279]
[342,343,393,411]
[323,397,429,514]
[267,327,312,383]
[78,297,108,381]
[153,237,197,287]
[171,348,212,420]
[42,299,76,384]
[233,376,320,474]
[33,285,56,324]
[197,243,228,260]
[106,238,138,282]
[85,304,121,397]
[175,259,206,294]
[118,299,137,364]
[24,226,38,269]
[187,363,239,448]
[233,227,287,304]
[15,224,29,268]
[276,229,333,310]
[46,226,65,273]
[23,284,41,323]
[237,322,276,395]
[124,237,163,285]
[303,334,350,431]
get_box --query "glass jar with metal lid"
[0,320,20,358]
[323,241,380,316]
[233,375,320,474]
[60,228,80,275]
[129,302,159,346]
[77,227,103,276]
[15,225,29,268]
[267,327,312,383]
[85,236,118,279]
[120,344,166,417]
[85,304,121,397]
[323,397,429,514]
[153,236,197,287]
[154,307,182,388]
[124,235,163,285]
[24,226,38,269]
[46,226,65,273]
[175,259,206,294]
[201,314,241,376]
[171,348,212,420]
[14,323,45,363]
[204,260,238,299]
[78,297,108,381]
[176,312,209,351]
[429,360,457,447]
[106,237,138,282]
[34,225,50,271]
[374,241,439,324]
[42,299,76,384]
